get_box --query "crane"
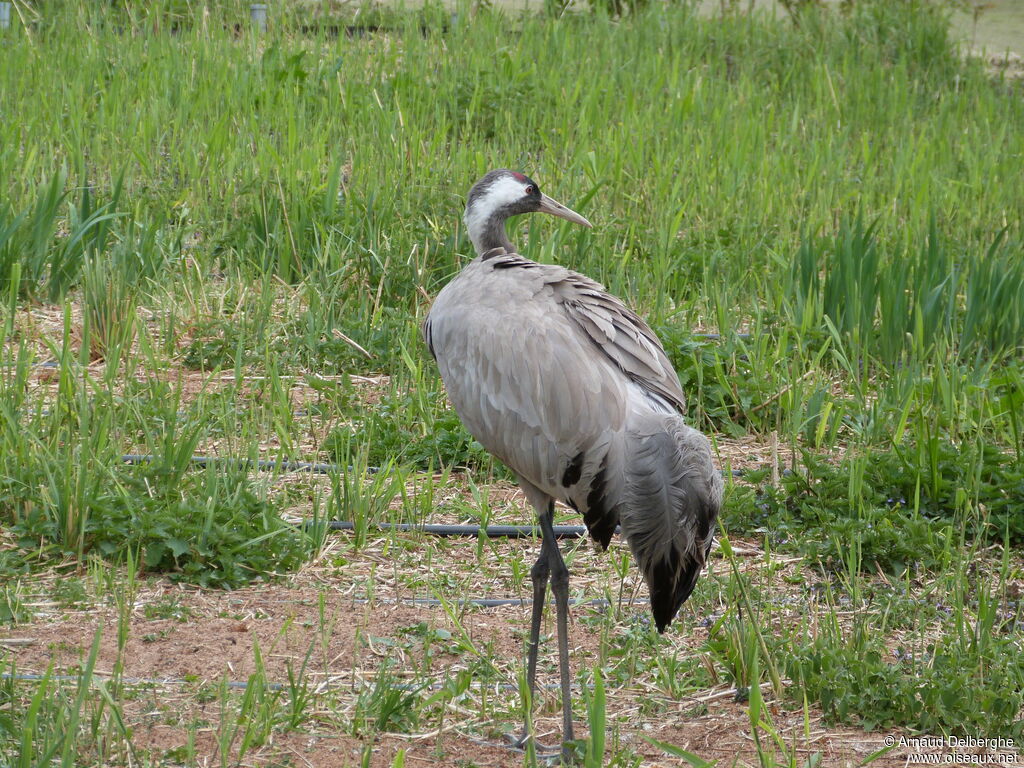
[422,169,723,761]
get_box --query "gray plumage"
[423,169,722,757]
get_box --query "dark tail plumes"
[647,501,716,631]
[616,415,723,633]
[582,460,617,550]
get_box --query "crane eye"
[525,185,536,195]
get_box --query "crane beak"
[537,193,592,229]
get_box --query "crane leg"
[524,522,551,707]
[540,506,575,763]
[516,503,575,763]
[517,504,553,750]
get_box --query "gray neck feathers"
[469,211,515,255]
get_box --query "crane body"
[423,170,723,761]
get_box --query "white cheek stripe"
[464,176,527,232]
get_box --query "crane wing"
[424,250,686,496]
[549,270,687,416]
[426,267,621,484]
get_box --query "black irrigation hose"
[329,521,597,539]
[3,333,751,372]
[354,597,640,607]
[118,453,743,480]
[115,457,744,541]
[2,596,644,693]
[1,672,281,691]
[689,332,753,341]
[120,453,344,475]
[0,672,558,694]
[2,598,639,691]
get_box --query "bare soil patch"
[5,530,984,768]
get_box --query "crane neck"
[467,210,516,255]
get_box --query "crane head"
[464,169,592,255]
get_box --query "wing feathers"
[553,280,687,415]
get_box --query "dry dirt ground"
[4,522,1021,768]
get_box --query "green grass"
[1,0,1022,764]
